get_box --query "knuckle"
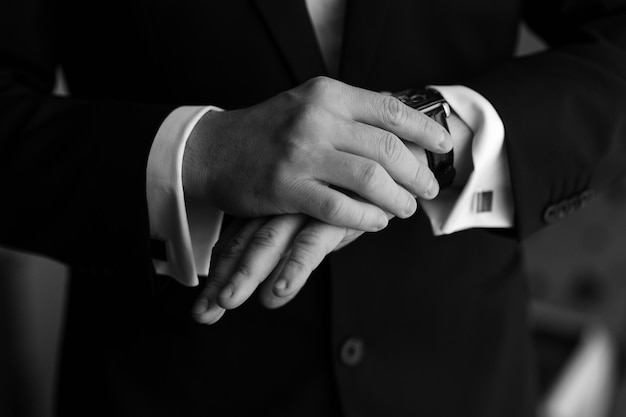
[294,224,341,256]
[360,162,384,192]
[285,253,310,277]
[285,104,325,142]
[296,102,321,122]
[220,236,247,260]
[203,279,224,297]
[249,226,281,249]
[307,76,335,95]
[413,161,430,186]
[413,112,428,132]
[319,196,346,223]
[294,227,323,250]
[378,132,403,165]
[234,263,253,280]
[299,76,343,106]
[381,96,407,128]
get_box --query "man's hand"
[191,110,473,324]
[192,214,364,324]
[183,77,452,232]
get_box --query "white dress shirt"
[146,0,513,286]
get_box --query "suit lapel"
[251,0,392,86]
[339,0,392,86]
[252,0,327,84]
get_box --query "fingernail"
[424,177,439,199]
[273,279,290,297]
[192,304,225,325]
[405,195,417,216]
[218,284,234,301]
[439,140,452,153]
[192,298,208,315]
[191,298,223,324]
[376,213,388,230]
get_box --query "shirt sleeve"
[146,106,224,287]
[420,85,514,235]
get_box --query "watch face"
[393,88,445,111]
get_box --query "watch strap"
[394,89,456,188]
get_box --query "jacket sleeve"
[0,0,177,268]
[464,0,626,239]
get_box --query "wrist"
[182,109,222,201]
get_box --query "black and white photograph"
[2,0,626,416]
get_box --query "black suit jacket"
[1,0,626,416]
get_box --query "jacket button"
[562,199,576,216]
[543,189,595,224]
[580,190,595,205]
[543,204,563,224]
[339,337,366,366]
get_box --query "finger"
[341,87,452,152]
[263,221,347,309]
[326,122,438,200]
[313,149,423,215]
[216,214,308,310]
[192,217,267,324]
[404,141,428,165]
[257,255,289,308]
[292,180,389,232]
[335,228,365,251]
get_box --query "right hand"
[183,76,452,232]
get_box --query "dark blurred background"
[2,24,626,417]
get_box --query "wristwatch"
[393,88,456,189]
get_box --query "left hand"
[192,214,364,324]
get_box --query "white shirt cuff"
[146,105,224,287]
[421,85,514,235]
